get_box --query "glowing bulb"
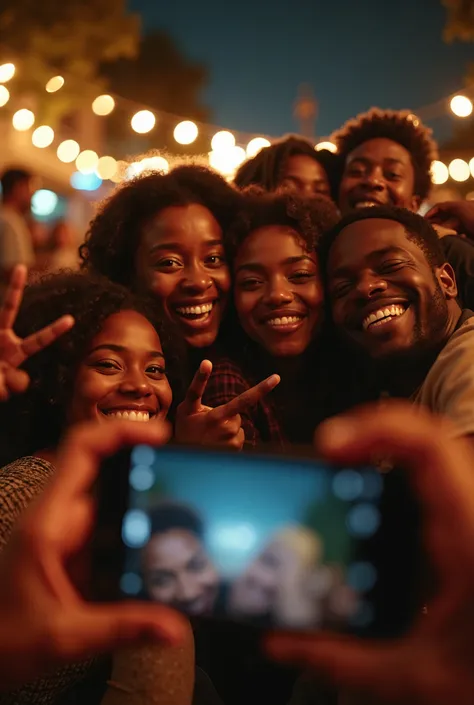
[76,150,99,174]
[0,63,15,83]
[431,160,449,185]
[0,85,9,107]
[12,109,35,131]
[209,146,246,176]
[31,190,58,217]
[211,131,235,152]
[126,162,142,179]
[57,140,80,163]
[450,95,473,118]
[131,110,156,134]
[141,156,169,174]
[45,76,64,93]
[469,157,474,179]
[96,156,118,180]
[92,94,115,116]
[110,160,127,183]
[32,125,55,149]
[449,158,470,182]
[246,137,271,158]
[173,120,198,145]
[315,141,338,153]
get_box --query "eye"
[205,253,226,267]
[154,257,182,270]
[346,166,364,177]
[331,281,352,298]
[290,270,315,282]
[386,172,402,181]
[378,261,405,273]
[146,363,166,378]
[238,277,262,290]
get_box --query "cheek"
[69,371,109,419]
[234,291,258,328]
[303,283,324,312]
[149,273,180,304]
[214,268,231,296]
[155,380,173,413]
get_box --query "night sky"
[129,0,474,142]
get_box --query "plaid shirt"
[202,356,287,447]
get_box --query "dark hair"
[148,502,204,539]
[234,136,341,201]
[80,165,242,287]
[227,188,341,261]
[318,205,446,278]
[331,109,438,201]
[0,271,176,463]
[1,168,32,198]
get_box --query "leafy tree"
[441,0,474,42]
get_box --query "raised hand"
[0,265,74,401]
[175,360,280,449]
[426,200,474,238]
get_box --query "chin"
[185,331,218,349]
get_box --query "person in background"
[331,108,474,309]
[0,169,36,295]
[47,220,80,271]
[234,135,340,203]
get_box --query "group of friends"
[0,105,474,704]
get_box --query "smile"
[174,301,215,323]
[100,409,154,422]
[362,304,408,331]
[266,315,304,327]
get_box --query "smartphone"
[92,445,422,638]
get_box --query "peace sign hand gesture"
[175,360,280,450]
[0,265,74,401]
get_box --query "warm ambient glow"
[126,156,169,179]
[57,140,80,163]
[211,131,235,152]
[131,110,156,134]
[450,95,473,118]
[76,150,99,174]
[45,76,64,93]
[431,160,449,185]
[12,109,35,131]
[0,63,15,83]
[92,94,115,116]
[32,125,55,148]
[469,157,474,179]
[174,120,199,145]
[0,85,9,107]
[246,137,271,158]
[448,159,470,182]
[315,141,337,153]
[96,156,118,180]
[209,146,246,176]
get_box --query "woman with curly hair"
[202,189,341,448]
[79,164,243,355]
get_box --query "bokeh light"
[469,157,474,179]
[12,109,35,131]
[174,120,199,145]
[246,137,271,158]
[45,76,64,93]
[92,94,115,116]
[211,131,235,152]
[31,190,58,217]
[131,110,156,134]
[0,63,15,83]
[209,146,246,176]
[110,160,127,184]
[57,140,80,163]
[32,125,55,149]
[315,141,337,153]
[450,95,473,118]
[70,172,103,191]
[0,86,9,107]
[449,158,470,182]
[431,160,449,185]
[96,155,118,180]
[76,150,99,174]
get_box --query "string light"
[315,141,337,153]
[470,157,474,179]
[0,86,9,107]
[110,160,128,183]
[12,109,35,131]
[211,131,235,152]
[76,150,99,174]
[32,125,55,148]
[96,156,118,180]
[448,158,470,182]
[92,95,115,116]
[57,140,80,163]
[209,146,246,176]
[431,160,449,185]
[450,95,473,118]
[131,110,156,134]
[174,120,198,145]
[141,156,169,173]
[0,63,15,83]
[45,76,64,93]
[246,137,271,158]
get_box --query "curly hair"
[331,109,438,201]
[234,135,341,201]
[226,187,341,261]
[0,271,179,464]
[79,165,242,287]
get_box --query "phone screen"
[93,445,421,637]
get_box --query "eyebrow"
[348,156,406,167]
[148,238,224,255]
[284,173,327,183]
[88,344,165,359]
[331,247,408,278]
[235,254,315,274]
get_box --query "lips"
[362,303,409,331]
[100,408,156,422]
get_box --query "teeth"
[104,410,151,422]
[176,303,213,315]
[362,305,406,331]
[355,201,379,209]
[267,316,303,326]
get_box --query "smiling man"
[320,205,474,440]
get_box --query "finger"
[182,360,213,413]
[424,204,443,221]
[0,265,27,331]
[314,402,474,571]
[214,374,280,420]
[212,414,241,439]
[18,315,75,364]
[3,366,29,396]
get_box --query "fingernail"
[317,418,356,450]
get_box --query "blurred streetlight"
[246,137,271,158]
[450,95,473,118]
[45,76,64,93]
[0,86,9,107]
[174,121,198,145]
[32,126,55,148]
[76,150,99,174]
[448,158,470,182]
[57,140,80,163]
[96,156,118,180]
[211,131,235,152]
[92,95,115,116]
[0,63,15,83]
[12,109,35,131]
[315,141,337,153]
[131,110,156,134]
[431,160,449,185]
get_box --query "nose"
[181,263,212,293]
[262,277,293,307]
[176,576,201,603]
[118,368,153,397]
[354,272,388,299]
[361,166,386,191]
